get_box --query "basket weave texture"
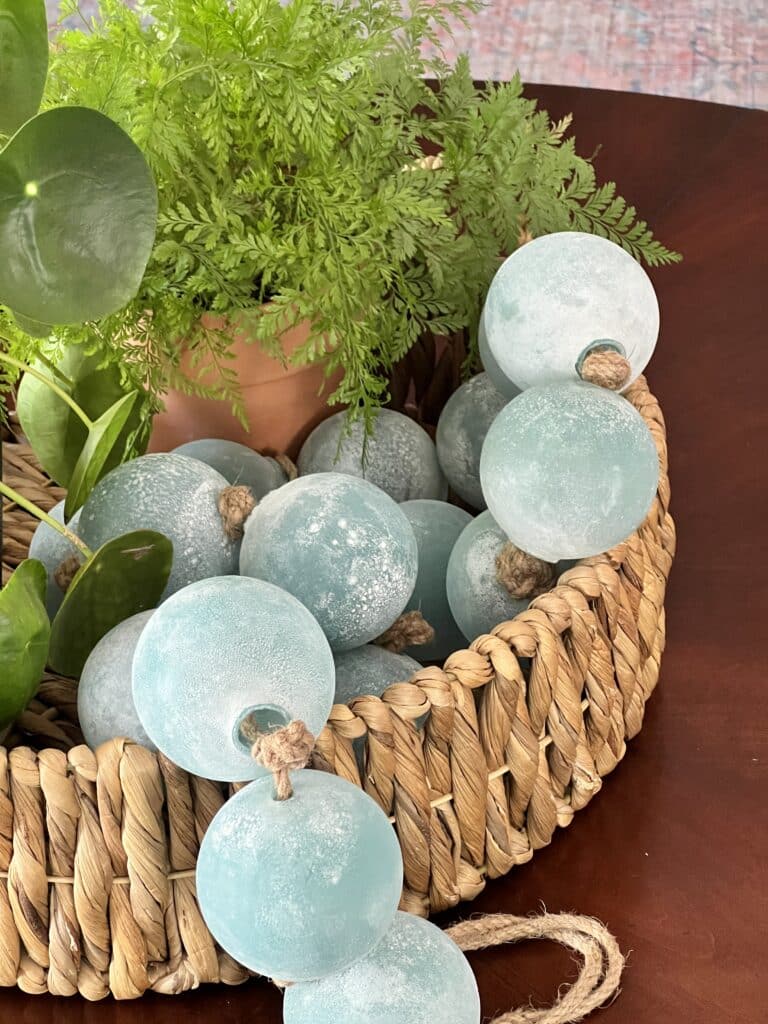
[0,374,675,999]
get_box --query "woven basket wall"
[0,371,675,999]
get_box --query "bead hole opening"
[575,339,626,376]
[235,705,291,754]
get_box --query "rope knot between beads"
[579,346,631,390]
[374,609,434,653]
[250,720,315,800]
[496,542,556,600]
[54,553,82,593]
[218,484,256,540]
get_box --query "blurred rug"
[47,0,767,108]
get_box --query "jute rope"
[218,485,256,541]
[375,609,435,652]
[0,375,672,1001]
[496,544,557,600]
[578,348,631,391]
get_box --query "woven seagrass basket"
[0,349,675,1000]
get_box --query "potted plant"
[1,0,678,458]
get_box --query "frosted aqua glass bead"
[480,382,659,562]
[132,576,334,781]
[334,645,422,704]
[400,500,473,660]
[78,611,156,750]
[78,453,238,600]
[446,511,530,640]
[297,409,447,503]
[28,500,82,618]
[172,438,286,500]
[196,770,403,981]
[240,473,418,652]
[478,306,521,399]
[484,232,659,391]
[436,373,509,509]
[284,911,481,1024]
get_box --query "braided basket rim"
[0,374,675,998]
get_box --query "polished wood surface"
[2,84,766,1023]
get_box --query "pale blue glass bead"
[172,438,286,500]
[77,611,156,750]
[28,500,82,618]
[284,911,481,1024]
[132,576,335,781]
[78,453,238,600]
[400,500,473,660]
[436,373,509,509]
[334,645,422,704]
[484,232,659,391]
[480,382,659,562]
[478,306,521,399]
[297,409,447,503]
[446,511,530,640]
[240,473,418,652]
[196,770,403,981]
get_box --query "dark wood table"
[2,84,766,1024]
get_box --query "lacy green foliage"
[9,0,678,427]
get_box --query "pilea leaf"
[0,0,48,137]
[16,348,149,487]
[0,558,50,730]
[0,106,158,324]
[48,530,173,678]
[65,391,139,519]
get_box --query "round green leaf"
[16,347,150,487]
[48,529,173,678]
[0,106,158,323]
[64,390,138,519]
[0,558,50,729]
[0,0,48,137]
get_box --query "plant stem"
[33,351,75,390]
[0,480,93,560]
[0,353,93,429]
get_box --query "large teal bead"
[132,576,335,781]
[78,453,238,600]
[240,473,418,652]
[284,911,481,1024]
[436,373,509,509]
[334,645,422,704]
[28,500,82,618]
[77,611,156,750]
[297,410,447,503]
[400,500,473,660]
[446,511,530,640]
[172,438,286,500]
[196,771,403,981]
[480,382,659,561]
[478,307,521,399]
[484,232,659,391]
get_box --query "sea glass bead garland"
[446,512,531,641]
[483,232,659,391]
[173,438,286,500]
[28,500,82,618]
[480,382,659,561]
[436,373,509,509]
[297,409,447,503]
[240,473,418,651]
[78,453,238,600]
[196,770,403,982]
[334,645,422,704]
[78,611,156,751]
[132,575,335,781]
[283,911,481,1024]
[400,500,473,660]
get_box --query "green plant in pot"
[9,0,679,457]
[0,0,171,739]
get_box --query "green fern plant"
[3,0,679,430]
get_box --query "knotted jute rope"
[247,720,315,800]
[53,554,82,594]
[496,544,556,600]
[218,485,256,540]
[448,913,624,1024]
[374,610,435,652]
[578,348,631,391]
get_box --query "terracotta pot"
[149,313,341,458]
